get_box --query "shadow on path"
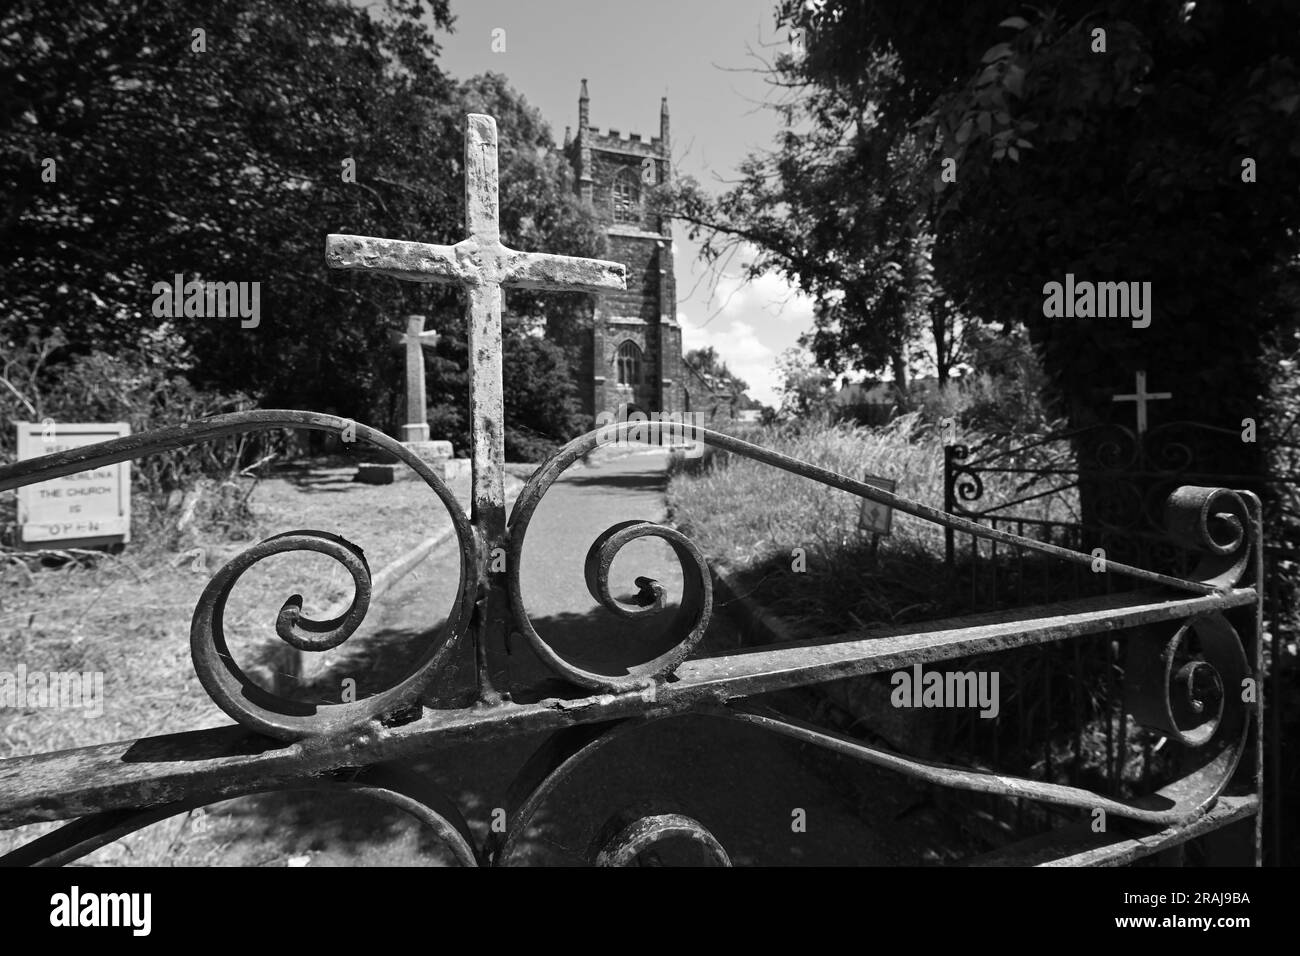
[230,600,945,866]
[560,471,668,492]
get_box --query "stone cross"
[1112,370,1172,435]
[392,314,439,443]
[326,113,626,701]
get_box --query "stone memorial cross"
[326,113,626,701]
[393,313,440,443]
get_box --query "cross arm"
[502,249,626,294]
[326,234,464,285]
[390,329,440,348]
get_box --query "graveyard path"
[332,447,943,866]
[144,449,955,867]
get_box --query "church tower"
[566,80,684,419]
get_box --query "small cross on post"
[326,113,626,702]
[1112,370,1172,435]
[392,314,440,443]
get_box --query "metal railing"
[943,426,1277,862]
[0,116,1265,866]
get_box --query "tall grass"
[668,413,1078,633]
[665,416,1173,827]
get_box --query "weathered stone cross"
[326,113,626,534]
[392,313,440,444]
[1112,370,1172,435]
[326,113,626,703]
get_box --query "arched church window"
[616,340,643,385]
[612,168,641,224]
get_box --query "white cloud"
[680,312,782,407]
[709,268,816,325]
[676,267,815,408]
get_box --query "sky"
[432,0,814,406]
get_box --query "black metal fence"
[0,117,1269,867]
[944,420,1290,862]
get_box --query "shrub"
[1,326,273,549]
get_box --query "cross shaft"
[391,314,440,441]
[326,113,626,702]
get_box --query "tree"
[774,347,835,420]
[655,33,952,390]
[791,0,1300,531]
[668,0,1300,538]
[1,6,604,458]
[2,0,454,420]
[685,346,750,396]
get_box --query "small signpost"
[858,474,896,535]
[858,473,895,561]
[16,422,131,549]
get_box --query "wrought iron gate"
[0,116,1264,866]
[944,422,1279,861]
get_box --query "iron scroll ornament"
[507,432,713,691]
[0,102,1263,864]
[0,415,1260,864]
[946,421,1244,533]
[502,426,1256,829]
[488,719,733,866]
[508,422,1226,692]
[0,410,478,743]
[946,443,985,516]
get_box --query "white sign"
[857,474,896,536]
[16,422,131,547]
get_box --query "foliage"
[3,0,450,415]
[665,412,1077,587]
[0,325,264,547]
[661,2,1300,439]
[1,3,601,451]
[428,317,589,462]
[1,325,257,480]
[921,323,1061,436]
[684,345,751,398]
[657,0,1300,542]
[653,17,968,386]
[773,0,1300,447]
[774,347,836,421]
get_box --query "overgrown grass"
[666,415,1182,836]
[668,414,1079,634]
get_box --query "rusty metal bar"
[0,109,1269,867]
[0,585,1255,831]
[965,794,1259,867]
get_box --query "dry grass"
[0,465,480,863]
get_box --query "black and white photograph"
[0,0,1295,924]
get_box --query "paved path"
[138,450,951,867]
[315,447,940,866]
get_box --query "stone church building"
[561,81,735,422]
